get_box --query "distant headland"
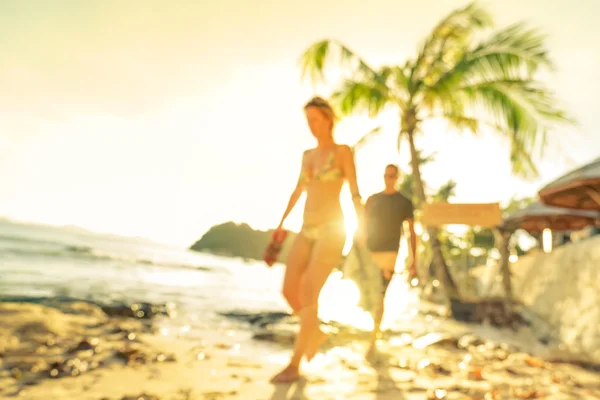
[189,222,297,263]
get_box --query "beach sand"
[1,301,599,400]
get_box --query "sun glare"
[542,228,553,253]
[302,181,421,333]
[340,190,358,255]
[316,224,420,332]
[318,271,375,331]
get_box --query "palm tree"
[396,152,435,201]
[299,2,572,300]
[433,180,458,203]
[394,151,458,286]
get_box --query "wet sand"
[1,301,600,400]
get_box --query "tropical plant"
[396,151,458,284]
[395,152,438,202]
[299,2,572,299]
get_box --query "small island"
[189,221,297,263]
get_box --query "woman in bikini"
[271,96,363,383]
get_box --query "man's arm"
[406,218,417,272]
[405,200,417,280]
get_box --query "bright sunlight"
[340,189,358,255]
[317,226,420,332]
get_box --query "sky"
[1,0,599,247]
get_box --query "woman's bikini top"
[302,149,343,184]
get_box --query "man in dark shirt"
[364,164,417,356]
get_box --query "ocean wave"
[0,235,212,272]
[219,310,293,328]
[0,295,177,320]
[0,234,64,247]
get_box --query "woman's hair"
[304,96,337,123]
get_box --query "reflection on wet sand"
[367,352,405,399]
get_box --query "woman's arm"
[340,145,363,218]
[277,151,308,229]
[358,195,373,245]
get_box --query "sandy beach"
[2,218,600,399]
[2,299,599,400]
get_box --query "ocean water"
[0,219,426,355]
[0,218,290,318]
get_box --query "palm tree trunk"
[492,227,513,315]
[406,129,460,300]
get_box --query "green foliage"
[501,195,536,217]
[299,2,573,180]
[189,222,296,263]
[457,195,536,259]
[396,151,456,204]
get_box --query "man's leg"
[367,252,396,357]
[368,273,391,355]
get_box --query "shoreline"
[2,299,600,399]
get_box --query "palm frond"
[427,23,552,96]
[397,131,403,152]
[444,113,480,133]
[378,64,411,90]
[352,126,382,152]
[434,179,458,201]
[476,23,552,75]
[418,152,437,165]
[424,75,571,179]
[463,79,568,128]
[298,39,378,85]
[380,65,410,110]
[458,79,571,178]
[509,134,539,179]
[332,78,392,117]
[408,2,493,94]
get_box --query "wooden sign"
[421,202,502,227]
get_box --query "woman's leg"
[281,234,313,313]
[271,229,345,383]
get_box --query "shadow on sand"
[367,351,407,400]
[267,351,409,400]
[269,378,308,400]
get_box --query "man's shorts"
[369,251,398,294]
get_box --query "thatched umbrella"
[503,201,600,233]
[539,156,600,211]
